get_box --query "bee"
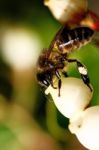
[37,26,94,96]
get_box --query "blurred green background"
[0,0,99,150]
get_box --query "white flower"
[44,0,88,24]
[1,27,42,70]
[69,106,99,150]
[45,77,93,119]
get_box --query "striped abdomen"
[56,27,94,54]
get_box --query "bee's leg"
[62,71,68,77]
[66,58,93,92]
[46,75,57,89]
[55,70,62,97]
[61,66,68,77]
[50,81,57,89]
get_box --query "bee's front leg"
[55,70,62,97]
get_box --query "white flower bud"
[1,27,42,70]
[69,106,99,150]
[45,77,93,119]
[44,0,88,24]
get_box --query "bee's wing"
[48,26,70,51]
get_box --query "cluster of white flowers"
[44,1,99,149]
[45,77,99,150]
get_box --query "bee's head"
[37,72,51,88]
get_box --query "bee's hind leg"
[62,71,68,77]
[66,58,93,92]
[55,70,62,97]
[76,61,93,92]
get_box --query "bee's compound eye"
[37,72,50,87]
[37,73,45,83]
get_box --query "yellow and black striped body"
[51,26,94,54]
